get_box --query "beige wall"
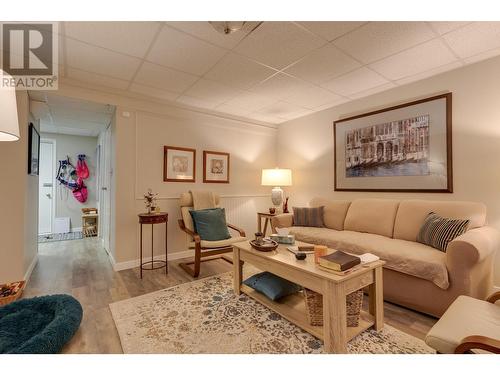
[277,55,500,286]
[0,91,38,284]
[40,132,98,231]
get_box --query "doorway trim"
[40,138,57,235]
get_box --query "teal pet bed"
[0,294,83,354]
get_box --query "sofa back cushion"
[393,200,486,241]
[344,199,400,238]
[309,198,351,230]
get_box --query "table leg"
[140,223,143,279]
[323,280,347,354]
[151,223,154,271]
[233,247,242,294]
[263,218,269,236]
[165,221,168,274]
[257,214,262,233]
[369,267,384,330]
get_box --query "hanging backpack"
[76,154,89,179]
[72,177,88,203]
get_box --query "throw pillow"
[243,272,301,301]
[189,208,231,241]
[416,212,470,252]
[292,206,325,227]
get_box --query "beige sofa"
[271,198,499,317]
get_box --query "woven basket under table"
[303,288,363,327]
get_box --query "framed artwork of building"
[333,93,452,192]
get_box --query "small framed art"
[203,150,230,183]
[163,146,196,182]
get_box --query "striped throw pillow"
[292,206,325,228]
[416,212,470,252]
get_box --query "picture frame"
[203,150,230,183]
[28,122,40,176]
[333,93,452,193]
[163,146,196,182]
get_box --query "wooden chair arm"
[227,223,246,237]
[178,219,201,243]
[486,291,500,303]
[455,335,500,354]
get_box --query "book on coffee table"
[318,250,361,272]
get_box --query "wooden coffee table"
[232,241,385,353]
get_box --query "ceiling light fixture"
[209,21,246,35]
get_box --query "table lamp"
[261,168,292,210]
[0,70,20,141]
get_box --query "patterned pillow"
[416,212,470,252]
[292,206,325,228]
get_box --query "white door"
[99,125,112,251]
[38,140,55,234]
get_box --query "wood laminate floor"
[23,238,437,353]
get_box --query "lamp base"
[271,187,283,207]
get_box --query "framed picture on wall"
[333,93,452,192]
[28,122,40,176]
[163,146,196,182]
[203,151,230,183]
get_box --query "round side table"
[138,212,168,279]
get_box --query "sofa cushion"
[393,200,486,242]
[288,226,449,289]
[344,199,400,238]
[309,198,351,230]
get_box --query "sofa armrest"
[270,213,293,233]
[447,226,500,267]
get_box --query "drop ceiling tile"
[165,21,255,49]
[204,52,277,90]
[428,21,470,35]
[256,101,312,120]
[370,39,457,81]
[214,104,253,117]
[133,62,198,93]
[64,22,161,58]
[247,112,285,124]
[334,22,436,64]
[443,22,500,59]
[224,91,276,112]
[284,85,344,109]
[348,82,397,99]
[284,44,361,84]
[396,61,463,85]
[146,26,227,75]
[176,95,220,110]
[462,46,500,65]
[313,97,350,111]
[250,73,312,100]
[321,67,388,96]
[234,22,326,69]
[129,83,179,101]
[183,78,242,105]
[65,38,142,80]
[296,21,366,41]
[65,67,130,90]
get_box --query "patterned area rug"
[109,273,433,354]
[38,232,83,243]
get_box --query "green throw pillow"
[190,208,231,241]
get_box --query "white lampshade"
[261,168,292,187]
[0,71,20,141]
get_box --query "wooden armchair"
[425,291,500,354]
[178,192,246,278]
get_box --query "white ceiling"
[53,21,500,125]
[29,91,114,137]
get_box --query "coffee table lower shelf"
[240,284,375,342]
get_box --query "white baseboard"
[71,227,82,233]
[23,254,39,286]
[111,250,194,272]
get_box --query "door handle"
[46,193,51,199]
[101,187,108,191]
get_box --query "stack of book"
[318,251,361,275]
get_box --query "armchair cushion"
[190,208,231,241]
[425,295,500,353]
[188,236,246,249]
